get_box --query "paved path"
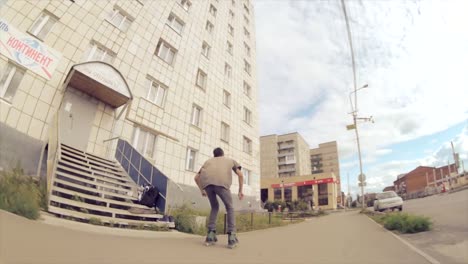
[402,189,468,264]
[0,210,430,264]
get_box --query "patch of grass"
[371,213,432,234]
[88,217,103,225]
[171,204,207,235]
[0,167,47,220]
[147,224,170,232]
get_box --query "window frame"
[221,122,230,143]
[223,89,231,108]
[227,41,233,55]
[132,126,158,160]
[185,148,197,171]
[0,62,25,103]
[196,69,207,90]
[205,21,214,33]
[87,42,116,63]
[191,104,202,127]
[209,4,217,17]
[224,63,232,78]
[243,136,252,154]
[28,10,58,40]
[243,81,251,98]
[201,41,211,58]
[107,7,133,32]
[145,78,167,108]
[180,0,192,11]
[167,13,185,34]
[244,107,252,125]
[156,39,177,65]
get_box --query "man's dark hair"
[213,147,224,157]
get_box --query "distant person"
[194,147,244,248]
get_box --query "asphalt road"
[0,209,429,264]
[401,189,468,264]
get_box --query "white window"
[191,104,202,127]
[156,40,176,65]
[167,13,184,34]
[223,90,231,108]
[228,24,234,36]
[244,4,250,14]
[87,43,115,63]
[145,78,166,107]
[180,0,191,11]
[224,63,232,78]
[244,15,250,25]
[186,148,197,171]
[244,107,252,124]
[0,62,25,102]
[221,122,230,142]
[242,168,250,185]
[132,127,157,159]
[232,0,236,6]
[107,7,132,32]
[243,136,252,154]
[196,69,207,89]
[201,42,211,58]
[244,27,250,39]
[229,10,235,19]
[227,41,233,55]
[209,4,217,17]
[243,81,251,97]
[244,42,251,57]
[29,11,57,40]
[205,21,214,33]
[244,60,251,74]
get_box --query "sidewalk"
[1,210,430,264]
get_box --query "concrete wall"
[260,135,278,178]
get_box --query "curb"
[364,216,440,264]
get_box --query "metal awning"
[66,61,132,108]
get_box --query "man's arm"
[194,172,207,196]
[235,168,244,200]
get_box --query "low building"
[382,186,395,192]
[260,173,338,210]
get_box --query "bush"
[88,217,102,225]
[0,167,45,220]
[381,213,431,233]
[147,224,169,231]
[171,204,207,235]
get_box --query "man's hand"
[238,192,244,200]
[201,190,207,197]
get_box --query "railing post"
[269,212,271,225]
[250,212,253,229]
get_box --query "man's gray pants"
[205,185,235,233]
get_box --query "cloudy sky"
[253,0,468,196]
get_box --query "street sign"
[358,173,366,182]
[346,124,356,130]
[359,182,367,187]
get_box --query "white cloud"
[254,0,468,164]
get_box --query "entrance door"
[59,87,98,151]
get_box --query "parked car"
[373,191,403,212]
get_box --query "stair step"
[61,144,117,166]
[56,163,132,188]
[55,170,133,195]
[53,178,137,201]
[58,158,127,179]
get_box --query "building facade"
[0,0,260,210]
[260,133,341,209]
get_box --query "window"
[232,0,236,6]
[227,41,233,55]
[180,0,191,11]
[244,4,250,14]
[244,27,250,39]
[156,40,176,65]
[274,188,282,200]
[186,148,197,171]
[224,63,232,78]
[132,127,157,159]
[221,122,230,142]
[167,13,184,34]
[228,24,234,36]
[29,11,57,40]
[229,10,235,19]
[209,4,217,17]
[205,21,214,33]
[196,69,207,89]
[191,104,202,127]
[243,81,251,97]
[243,136,252,154]
[242,168,250,185]
[284,187,292,202]
[244,60,251,74]
[0,62,25,102]
[87,43,115,63]
[223,90,231,108]
[298,185,313,200]
[107,7,132,32]
[145,78,166,107]
[201,42,211,58]
[318,183,329,206]
[244,15,250,25]
[244,107,252,124]
[244,42,251,57]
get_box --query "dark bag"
[139,185,159,208]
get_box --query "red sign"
[271,177,335,188]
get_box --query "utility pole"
[451,141,459,174]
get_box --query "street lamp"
[348,84,372,209]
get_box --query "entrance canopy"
[66,61,132,108]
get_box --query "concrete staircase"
[48,143,173,228]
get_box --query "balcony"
[278,167,296,173]
[278,159,296,165]
[278,152,294,158]
[278,143,295,150]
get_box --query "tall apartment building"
[310,141,341,195]
[0,0,260,216]
[260,133,341,209]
